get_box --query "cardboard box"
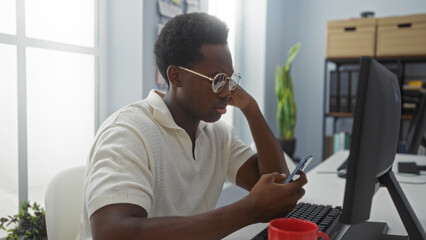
[327,18,376,58]
[376,14,426,57]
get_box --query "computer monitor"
[339,57,426,239]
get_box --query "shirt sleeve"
[85,123,154,218]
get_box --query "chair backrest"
[45,165,85,240]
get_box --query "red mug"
[269,218,329,240]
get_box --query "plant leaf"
[275,42,300,140]
[285,42,301,69]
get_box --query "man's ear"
[167,65,183,88]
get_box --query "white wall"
[235,0,300,146]
[107,0,143,114]
[234,0,268,143]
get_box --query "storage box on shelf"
[327,18,377,58]
[376,14,426,57]
[324,13,426,159]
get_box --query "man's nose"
[216,80,232,98]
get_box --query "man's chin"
[202,113,222,123]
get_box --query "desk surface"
[224,151,426,239]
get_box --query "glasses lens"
[213,74,227,92]
[229,73,241,90]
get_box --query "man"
[77,12,307,239]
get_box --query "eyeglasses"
[178,66,241,93]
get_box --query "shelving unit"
[322,56,426,160]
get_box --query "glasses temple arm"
[178,67,213,81]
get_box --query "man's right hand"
[244,172,307,223]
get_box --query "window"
[0,1,105,237]
[0,43,19,230]
[26,47,95,202]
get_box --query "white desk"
[224,151,426,239]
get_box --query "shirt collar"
[147,89,207,130]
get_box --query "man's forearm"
[241,100,290,176]
[94,197,256,240]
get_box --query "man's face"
[177,44,234,123]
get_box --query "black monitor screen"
[340,57,401,224]
[339,57,426,239]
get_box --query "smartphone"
[283,155,313,184]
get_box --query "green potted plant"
[275,42,301,158]
[0,201,47,240]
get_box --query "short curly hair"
[154,12,229,86]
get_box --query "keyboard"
[251,202,343,240]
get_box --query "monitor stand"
[341,222,407,240]
[337,159,348,178]
[341,170,426,239]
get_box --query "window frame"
[0,0,107,213]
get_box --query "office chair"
[45,165,85,240]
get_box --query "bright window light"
[0,43,19,232]
[25,0,94,46]
[26,47,95,204]
[0,0,16,35]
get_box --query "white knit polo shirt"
[77,90,255,239]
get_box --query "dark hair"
[154,12,229,86]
